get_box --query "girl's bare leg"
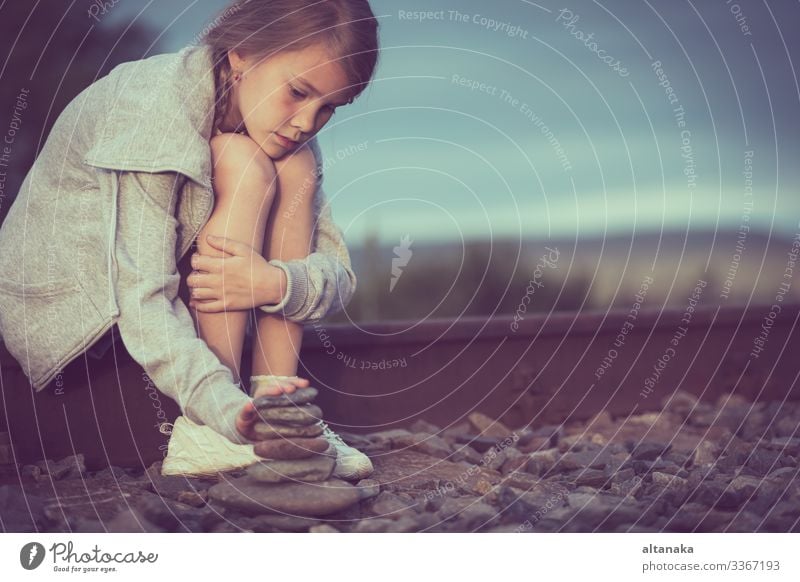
[188,133,278,384]
[250,148,316,378]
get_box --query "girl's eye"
[289,85,306,99]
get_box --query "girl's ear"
[227,49,245,71]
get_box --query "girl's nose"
[291,107,316,134]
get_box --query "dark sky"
[100,0,800,246]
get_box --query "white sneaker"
[317,420,374,481]
[160,416,260,477]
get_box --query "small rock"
[355,478,381,500]
[766,437,800,455]
[0,485,48,531]
[309,524,340,533]
[729,475,764,498]
[691,440,720,467]
[630,441,670,461]
[567,469,609,488]
[366,491,416,519]
[661,390,698,419]
[254,437,331,460]
[745,447,791,477]
[409,419,441,434]
[690,480,742,510]
[454,434,504,453]
[176,491,207,508]
[451,444,483,464]
[393,433,453,459]
[352,515,419,533]
[35,454,86,480]
[525,448,559,476]
[256,404,323,426]
[437,496,497,531]
[244,513,322,532]
[106,509,164,533]
[246,456,335,483]
[468,412,513,438]
[253,386,318,408]
[555,449,611,471]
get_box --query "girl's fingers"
[189,300,224,313]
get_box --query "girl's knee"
[210,133,278,196]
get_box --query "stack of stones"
[208,386,375,518]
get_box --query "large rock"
[208,475,364,517]
[246,456,335,484]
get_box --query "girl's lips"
[274,133,298,148]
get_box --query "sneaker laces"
[318,420,347,447]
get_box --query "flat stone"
[254,437,330,460]
[257,404,323,426]
[252,421,324,440]
[208,475,363,517]
[246,456,335,483]
[253,386,319,408]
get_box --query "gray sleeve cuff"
[257,258,310,318]
[184,375,257,446]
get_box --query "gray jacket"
[0,44,357,444]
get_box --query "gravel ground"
[2,390,798,533]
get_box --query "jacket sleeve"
[258,139,357,324]
[112,169,255,445]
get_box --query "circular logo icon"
[20,542,46,570]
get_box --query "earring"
[232,70,242,83]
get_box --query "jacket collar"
[83,44,217,190]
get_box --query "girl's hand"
[235,375,311,440]
[187,235,284,312]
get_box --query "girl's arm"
[113,169,254,445]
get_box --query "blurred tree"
[0,0,159,225]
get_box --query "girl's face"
[226,43,353,159]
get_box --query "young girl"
[0,0,379,479]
